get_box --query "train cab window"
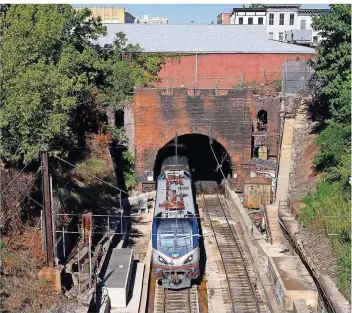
[184,172,190,179]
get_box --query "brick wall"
[156,53,313,89]
[134,88,257,183]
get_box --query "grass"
[66,156,118,215]
[300,181,351,293]
[75,157,113,183]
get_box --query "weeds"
[300,182,351,292]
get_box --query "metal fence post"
[88,236,92,288]
[78,247,81,294]
[107,214,110,236]
[120,191,123,235]
[62,227,65,260]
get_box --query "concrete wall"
[156,53,313,89]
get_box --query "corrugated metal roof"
[95,24,315,54]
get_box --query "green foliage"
[0,5,164,164]
[272,79,282,92]
[75,157,111,182]
[0,5,106,163]
[122,150,135,190]
[301,182,351,291]
[309,4,351,198]
[303,4,351,294]
[248,4,264,8]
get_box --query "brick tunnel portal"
[153,134,232,183]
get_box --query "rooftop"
[96,24,315,54]
[298,8,331,15]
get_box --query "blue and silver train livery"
[152,145,200,289]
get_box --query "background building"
[75,6,135,23]
[97,24,315,89]
[135,15,168,24]
[229,7,267,26]
[219,4,329,46]
[217,12,231,24]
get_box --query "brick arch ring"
[151,130,236,174]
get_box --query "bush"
[273,79,282,92]
[301,182,351,292]
[75,157,111,183]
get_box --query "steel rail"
[214,185,260,313]
[199,182,235,313]
[199,181,259,313]
[154,284,199,313]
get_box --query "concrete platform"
[105,248,133,308]
[268,256,318,311]
[111,262,145,313]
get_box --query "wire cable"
[54,155,129,195]
[15,168,41,208]
[1,163,30,195]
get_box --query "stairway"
[276,118,295,203]
[264,118,296,246]
[265,204,284,244]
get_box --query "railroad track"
[154,284,199,313]
[198,181,260,313]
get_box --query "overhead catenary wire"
[54,155,128,195]
[15,167,41,208]
[1,162,30,195]
[2,167,41,223]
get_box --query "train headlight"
[183,255,193,264]
[158,256,168,265]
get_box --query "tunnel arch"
[153,133,233,183]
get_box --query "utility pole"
[41,146,54,267]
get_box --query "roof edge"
[135,50,316,54]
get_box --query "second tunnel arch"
[153,133,233,183]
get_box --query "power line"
[1,163,30,195]
[54,155,129,195]
[15,168,41,208]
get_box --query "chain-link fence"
[282,61,314,93]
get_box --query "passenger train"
[152,143,200,289]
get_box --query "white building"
[135,15,168,24]
[229,5,330,46]
[230,7,267,25]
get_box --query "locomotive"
[152,143,200,289]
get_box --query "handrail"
[262,204,273,245]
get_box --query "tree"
[309,4,351,197]
[0,5,165,164]
[0,5,107,163]
[248,4,265,8]
[304,4,351,294]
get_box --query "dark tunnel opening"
[153,134,232,183]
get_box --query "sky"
[77,4,331,24]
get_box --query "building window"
[269,32,273,40]
[300,19,306,29]
[313,36,318,43]
[239,17,243,24]
[279,13,284,25]
[258,17,263,25]
[248,17,253,25]
[279,32,284,41]
[269,13,274,25]
[290,14,294,25]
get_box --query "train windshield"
[157,219,194,257]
